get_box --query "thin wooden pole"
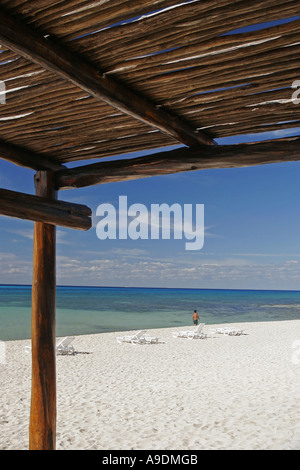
[29,171,57,450]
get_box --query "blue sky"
[1,126,300,290]
[1,15,300,290]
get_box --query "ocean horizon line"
[1,283,300,293]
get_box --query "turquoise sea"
[0,284,300,341]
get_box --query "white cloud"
[53,251,300,289]
[8,229,33,240]
[0,251,32,281]
[7,228,73,245]
[2,245,300,289]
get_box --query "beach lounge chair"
[56,336,75,354]
[226,328,244,336]
[142,333,159,344]
[116,330,159,345]
[187,324,207,339]
[116,330,147,345]
[25,336,75,355]
[172,323,206,339]
[210,327,244,336]
[210,327,224,335]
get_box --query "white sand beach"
[0,320,299,450]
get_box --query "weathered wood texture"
[0,139,65,171]
[0,186,92,230]
[29,171,56,450]
[56,138,300,189]
[0,8,214,148]
[0,1,299,164]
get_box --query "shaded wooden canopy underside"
[0,0,300,179]
[0,1,300,450]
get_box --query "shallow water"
[1,284,300,340]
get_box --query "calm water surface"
[1,285,300,340]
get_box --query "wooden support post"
[29,171,57,450]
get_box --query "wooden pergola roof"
[1,0,300,187]
[0,0,300,450]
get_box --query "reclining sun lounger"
[56,336,76,354]
[25,336,76,355]
[116,330,159,345]
[142,333,159,344]
[210,327,244,336]
[172,323,207,339]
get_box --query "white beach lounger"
[142,333,159,344]
[187,326,207,340]
[116,330,159,345]
[226,328,244,336]
[172,323,207,339]
[210,327,244,336]
[116,330,149,345]
[56,336,75,354]
[25,336,75,355]
[210,327,224,334]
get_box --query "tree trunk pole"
[29,171,57,450]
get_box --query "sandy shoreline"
[0,320,299,450]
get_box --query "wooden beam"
[0,186,92,230]
[29,171,56,450]
[0,9,214,148]
[55,137,300,189]
[0,138,65,171]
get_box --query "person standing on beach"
[192,310,200,326]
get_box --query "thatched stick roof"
[0,0,299,180]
